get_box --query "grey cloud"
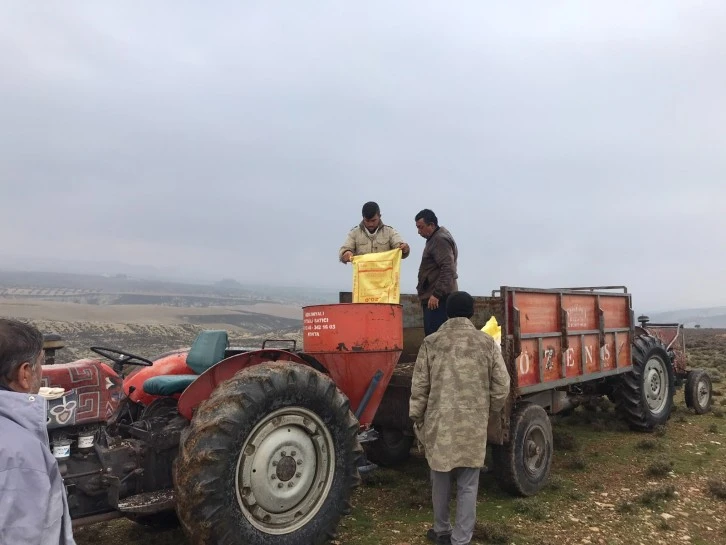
[1,1,725,311]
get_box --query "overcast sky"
[1,1,725,312]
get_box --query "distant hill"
[0,269,338,307]
[647,307,726,328]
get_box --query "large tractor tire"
[614,335,675,431]
[174,362,362,545]
[492,403,553,496]
[363,427,414,467]
[684,369,712,414]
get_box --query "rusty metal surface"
[301,303,404,426]
[302,302,403,352]
[177,350,308,420]
[504,287,634,395]
[643,323,688,375]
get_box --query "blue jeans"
[422,297,448,336]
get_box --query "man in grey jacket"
[0,318,76,545]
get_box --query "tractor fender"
[178,349,326,420]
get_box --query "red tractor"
[42,302,401,544]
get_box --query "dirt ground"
[0,297,303,362]
[0,298,302,322]
[73,399,726,545]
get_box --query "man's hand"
[341,250,353,263]
[427,295,439,310]
[399,242,410,255]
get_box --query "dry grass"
[646,460,673,477]
[708,478,726,500]
[638,485,676,509]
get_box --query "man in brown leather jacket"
[415,209,458,335]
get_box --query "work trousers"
[431,467,480,545]
[421,296,448,336]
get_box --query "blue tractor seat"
[142,330,229,397]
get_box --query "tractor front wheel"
[174,362,362,545]
[685,369,712,414]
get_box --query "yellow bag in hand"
[351,248,402,304]
[482,316,501,350]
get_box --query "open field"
[0,298,302,323]
[0,297,303,362]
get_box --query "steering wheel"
[90,347,154,367]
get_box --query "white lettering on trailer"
[564,347,575,367]
[567,305,588,328]
[518,350,531,375]
[585,345,593,366]
[600,344,611,361]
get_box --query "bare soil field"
[0,298,302,322]
[0,297,302,362]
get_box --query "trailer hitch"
[104,468,144,509]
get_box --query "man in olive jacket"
[409,292,510,545]
[415,209,458,335]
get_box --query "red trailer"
[356,286,685,496]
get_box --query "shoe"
[426,528,452,545]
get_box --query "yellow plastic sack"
[351,248,402,304]
[482,316,501,348]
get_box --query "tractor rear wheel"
[685,369,712,414]
[492,403,553,496]
[363,427,414,467]
[174,362,362,545]
[613,335,674,431]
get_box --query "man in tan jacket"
[339,201,410,263]
[409,291,510,545]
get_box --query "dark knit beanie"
[446,291,474,318]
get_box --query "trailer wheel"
[492,403,552,496]
[614,335,674,431]
[363,427,414,466]
[685,369,712,414]
[174,362,362,545]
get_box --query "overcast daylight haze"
[1,1,725,312]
